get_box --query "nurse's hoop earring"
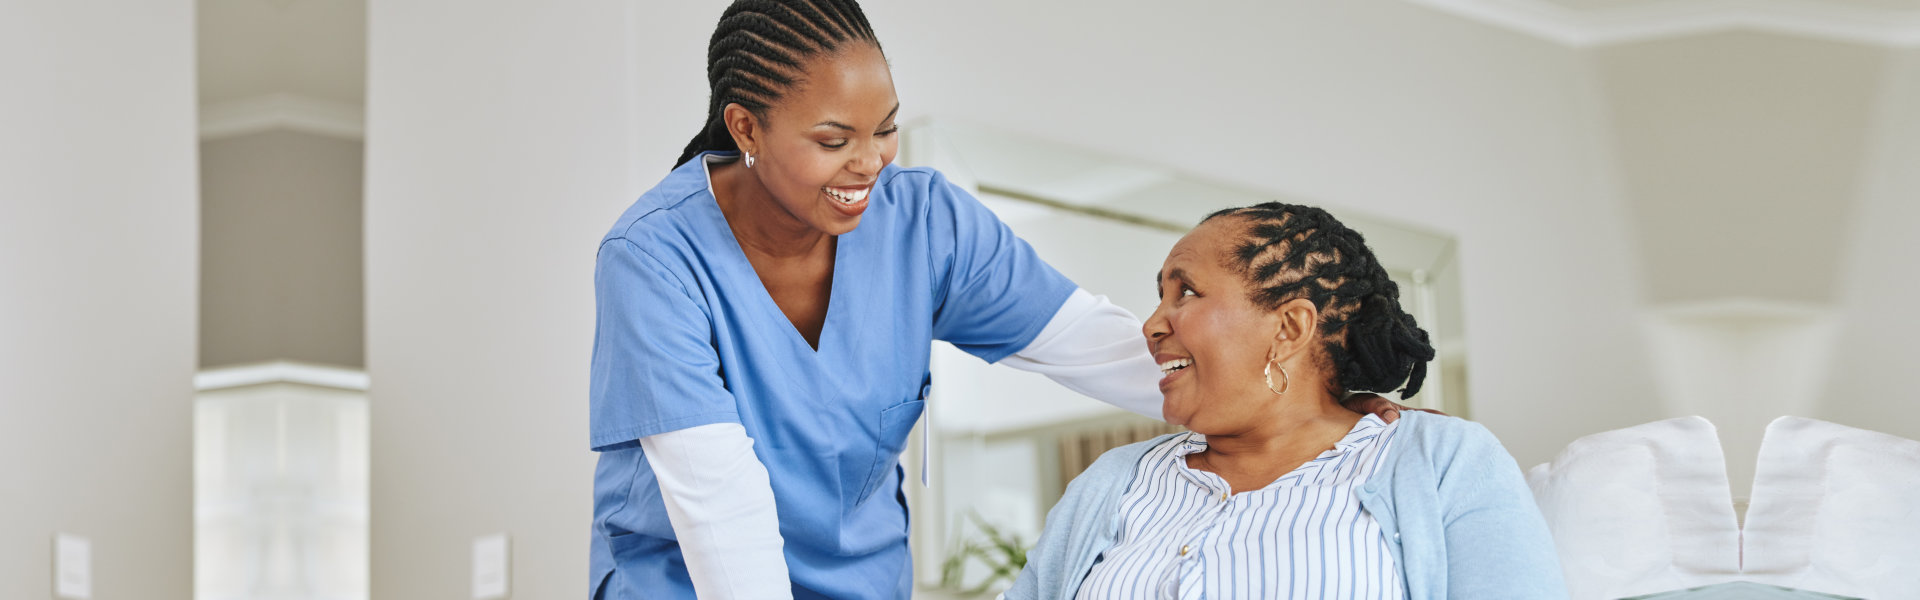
[1265,359,1290,396]
[744,151,756,168]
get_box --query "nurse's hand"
[1341,393,1447,424]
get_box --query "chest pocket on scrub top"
[856,385,926,506]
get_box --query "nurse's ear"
[721,103,764,158]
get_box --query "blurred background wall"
[362,2,646,598]
[1822,47,1920,440]
[0,1,199,598]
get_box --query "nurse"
[588,1,1413,598]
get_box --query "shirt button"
[1393,533,1401,541]
[1219,492,1228,501]
[1179,545,1190,556]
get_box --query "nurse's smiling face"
[723,43,899,237]
[1143,218,1303,433]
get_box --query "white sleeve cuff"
[639,423,793,600]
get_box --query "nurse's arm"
[996,288,1164,420]
[639,423,793,600]
[594,238,791,598]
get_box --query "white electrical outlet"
[54,533,92,600]
[472,533,509,600]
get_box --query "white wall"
[868,0,1661,466]
[1820,47,1920,441]
[0,1,198,598]
[1595,33,1885,305]
[363,2,702,597]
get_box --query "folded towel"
[1526,416,1742,600]
[1743,416,1920,599]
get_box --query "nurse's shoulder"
[873,162,961,213]
[873,163,1000,242]
[591,157,726,317]
[601,156,713,249]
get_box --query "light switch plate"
[472,533,509,600]
[54,533,92,600]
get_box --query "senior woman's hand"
[1341,393,1447,423]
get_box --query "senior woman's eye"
[1181,286,1197,298]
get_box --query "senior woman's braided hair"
[675,0,881,168]
[1203,203,1437,398]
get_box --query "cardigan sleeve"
[1436,423,1571,599]
[1002,477,1086,600]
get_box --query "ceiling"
[1406,0,1920,45]
[1547,0,1920,10]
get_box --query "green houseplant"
[939,513,1030,596]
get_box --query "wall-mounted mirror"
[896,120,1469,596]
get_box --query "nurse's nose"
[849,142,882,177]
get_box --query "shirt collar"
[1172,413,1392,473]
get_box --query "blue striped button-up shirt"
[1075,414,1404,599]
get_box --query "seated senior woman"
[1006,203,1565,599]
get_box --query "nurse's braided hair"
[1202,203,1437,398]
[675,0,881,168]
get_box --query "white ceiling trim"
[1405,0,1920,46]
[199,93,364,141]
[196,360,370,392]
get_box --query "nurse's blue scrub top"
[589,152,1075,599]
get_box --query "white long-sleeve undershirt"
[997,288,1164,421]
[638,423,791,599]
[639,288,1162,598]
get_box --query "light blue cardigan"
[1004,411,1568,599]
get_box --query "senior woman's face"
[1143,218,1286,432]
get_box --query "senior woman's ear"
[1270,298,1320,360]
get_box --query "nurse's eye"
[820,139,849,149]
[876,126,899,137]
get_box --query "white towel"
[1526,416,1743,600]
[1743,416,1920,599]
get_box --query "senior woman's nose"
[1142,309,1171,343]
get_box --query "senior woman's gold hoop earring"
[1264,360,1290,396]
[744,151,756,168]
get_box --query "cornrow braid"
[1202,203,1437,398]
[675,0,881,168]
